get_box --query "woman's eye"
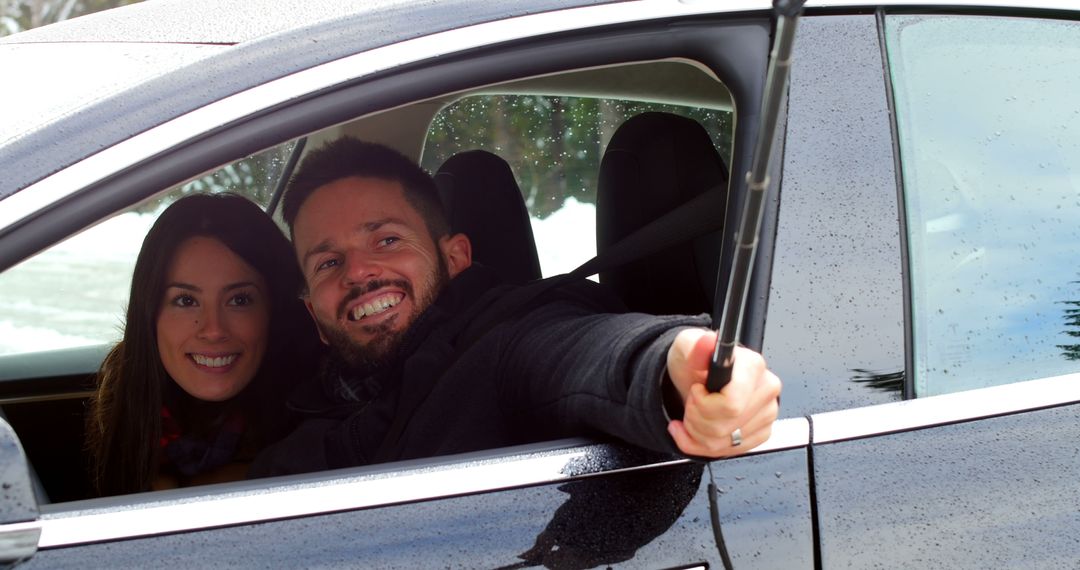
[228,293,255,307]
[171,294,197,307]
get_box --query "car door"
[0,2,816,568]
[766,8,1080,567]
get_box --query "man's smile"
[348,292,405,322]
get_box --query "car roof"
[0,0,621,200]
[1,0,1074,201]
[2,0,1067,46]
[0,0,626,45]
[0,0,421,45]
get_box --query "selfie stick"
[707,0,806,392]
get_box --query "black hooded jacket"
[251,265,709,476]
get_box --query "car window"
[0,141,297,357]
[2,16,761,516]
[420,95,733,276]
[886,14,1080,396]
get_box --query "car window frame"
[0,5,785,548]
[21,428,807,548]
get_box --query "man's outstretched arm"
[665,330,781,457]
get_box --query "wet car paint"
[24,449,813,568]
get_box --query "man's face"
[293,177,469,368]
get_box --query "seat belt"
[457,185,728,348]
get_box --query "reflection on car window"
[0,141,297,357]
[421,95,732,276]
[887,15,1080,396]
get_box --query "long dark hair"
[86,193,315,496]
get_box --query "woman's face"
[156,237,270,402]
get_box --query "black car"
[1,0,1079,567]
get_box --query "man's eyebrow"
[301,218,411,267]
[363,217,408,232]
[302,240,334,268]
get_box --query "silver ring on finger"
[730,427,743,447]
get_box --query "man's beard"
[319,255,451,371]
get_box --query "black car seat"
[596,112,729,315]
[435,150,542,284]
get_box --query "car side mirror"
[0,415,40,565]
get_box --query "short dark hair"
[282,138,450,240]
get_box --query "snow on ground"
[0,321,101,354]
[529,197,596,278]
[0,212,154,355]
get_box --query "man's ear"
[439,233,472,278]
[303,298,330,345]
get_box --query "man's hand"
[665,328,781,458]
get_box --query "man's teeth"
[192,354,237,368]
[351,294,401,321]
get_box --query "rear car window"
[887,14,1080,396]
[420,94,732,276]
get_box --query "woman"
[86,193,317,496]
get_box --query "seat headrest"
[435,150,542,284]
[597,112,729,315]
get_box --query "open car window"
[0,54,741,509]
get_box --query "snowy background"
[0,199,596,356]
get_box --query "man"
[252,138,780,475]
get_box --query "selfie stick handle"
[707,0,805,392]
